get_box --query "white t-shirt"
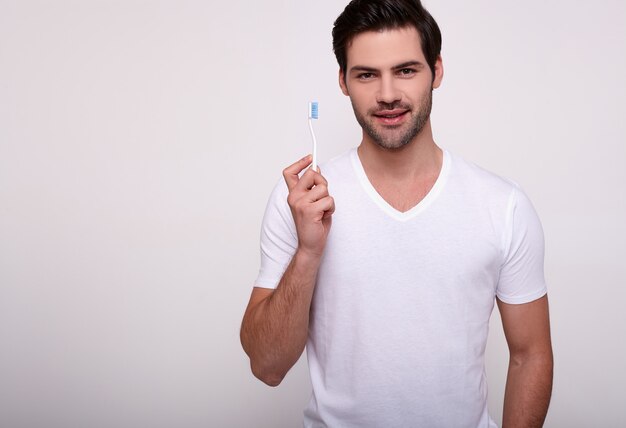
[255,148,547,428]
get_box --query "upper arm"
[497,187,547,304]
[256,179,298,290]
[497,294,553,359]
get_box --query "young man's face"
[339,26,443,150]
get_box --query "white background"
[1,1,625,427]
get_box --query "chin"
[372,129,415,151]
[375,140,412,151]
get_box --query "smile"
[373,109,409,125]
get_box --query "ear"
[338,69,349,96]
[432,55,444,89]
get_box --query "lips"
[373,109,409,125]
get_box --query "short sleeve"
[497,186,548,304]
[254,179,298,289]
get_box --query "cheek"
[353,96,373,115]
[408,78,432,95]
[349,86,375,108]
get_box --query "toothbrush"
[308,101,319,171]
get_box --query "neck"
[357,120,442,181]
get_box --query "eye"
[357,72,375,80]
[398,68,416,76]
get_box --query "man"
[241,0,553,426]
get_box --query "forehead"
[346,26,425,69]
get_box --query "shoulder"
[446,150,521,201]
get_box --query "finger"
[323,196,335,218]
[304,183,329,203]
[325,196,336,217]
[312,196,335,217]
[295,168,328,192]
[283,154,312,191]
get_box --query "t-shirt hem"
[254,268,284,290]
[253,283,278,290]
[496,287,547,304]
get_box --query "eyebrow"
[393,61,425,70]
[349,60,425,74]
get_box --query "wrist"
[294,247,323,269]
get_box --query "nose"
[376,73,401,105]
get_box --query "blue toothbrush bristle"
[310,101,319,119]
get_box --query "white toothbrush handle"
[308,118,318,171]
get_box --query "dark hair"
[332,0,442,80]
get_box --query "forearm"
[240,250,321,386]
[502,351,554,428]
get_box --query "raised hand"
[282,155,335,258]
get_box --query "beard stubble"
[352,88,433,150]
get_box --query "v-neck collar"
[350,147,451,222]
